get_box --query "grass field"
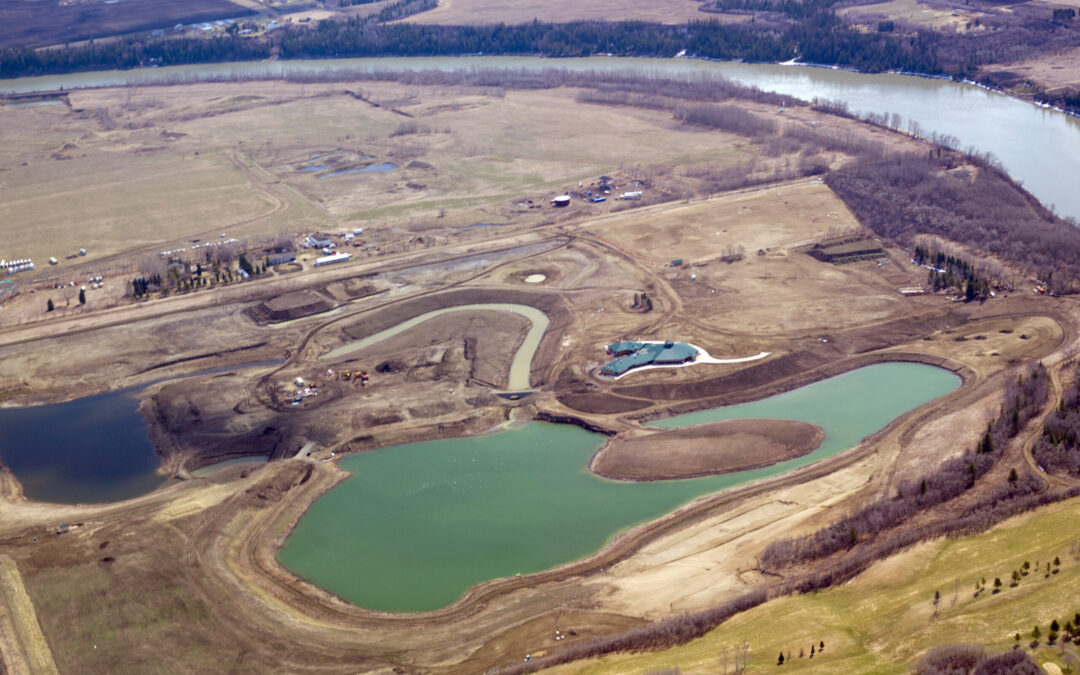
[1,81,754,276]
[985,45,1080,93]
[555,495,1080,674]
[0,151,271,267]
[405,0,721,25]
[586,180,856,267]
[839,0,984,31]
[0,555,58,675]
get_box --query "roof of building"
[600,341,697,375]
[607,341,642,355]
[653,341,697,363]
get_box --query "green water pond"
[277,362,959,612]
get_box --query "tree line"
[825,153,1080,292]
[0,11,942,80]
[914,245,995,299]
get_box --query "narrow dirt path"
[0,554,59,675]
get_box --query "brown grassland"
[0,75,1078,674]
[404,0,719,25]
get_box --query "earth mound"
[246,291,333,325]
[592,418,824,481]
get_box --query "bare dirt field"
[405,0,717,25]
[0,75,1076,675]
[591,418,824,480]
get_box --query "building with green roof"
[601,340,698,376]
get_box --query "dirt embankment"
[334,286,573,387]
[592,419,824,481]
[246,291,334,325]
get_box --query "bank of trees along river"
[0,2,977,82]
[5,0,1080,113]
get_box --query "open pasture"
[584,180,859,267]
[839,0,984,32]
[0,151,270,268]
[405,0,718,25]
[1,79,759,278]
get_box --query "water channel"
[3,56,1079,219]
[277,362,959,612]
[320,303,549,390]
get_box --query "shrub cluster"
[1033,366,1080,476]
[913,643,1041,675]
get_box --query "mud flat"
[592,419,824,481]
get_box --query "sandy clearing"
[590,456,880,617]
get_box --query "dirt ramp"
[592,418,824,481]
[557,392,651,414]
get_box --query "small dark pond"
[0,360,281,503]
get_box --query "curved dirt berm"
[592,418,824,481]
[246,291,334,325]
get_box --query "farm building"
[601,340,698,376]
[268,251,297,266]
[606,341,641,357]
[315,252,350,267]
[551,195,571,207]
[306,233,333,248]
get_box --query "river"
[278,362,959,612]
[3,56,1080,219]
